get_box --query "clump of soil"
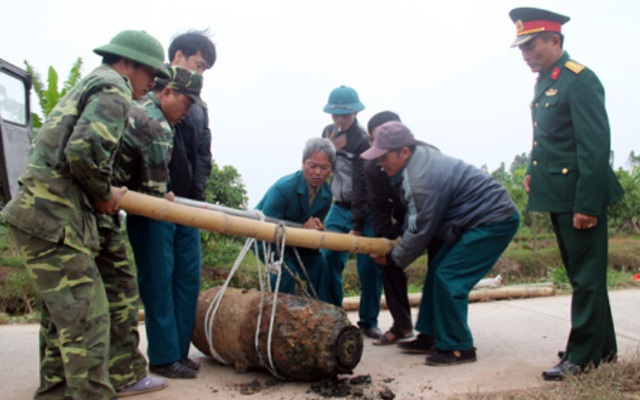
[308,375,395,399]
[231,374,396,399]
[235,378,281,395]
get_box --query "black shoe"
[361,326,383,339]
[558,351,617,364]
[542,361,581,381]
[397,334,436,354]
[179,357,201,371]
[425,348,477,366]
[150,361,198,379]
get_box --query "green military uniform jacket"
[527,51,623,216]
[115,92,174,197]
[2,64,132,253]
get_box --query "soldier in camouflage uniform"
[123,66,204,380]
[96,65,202,394]
[130,31,216,380]
[95,216,149,395]
[117,66,203,192]
[1,30,166,400]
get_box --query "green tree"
[201,161,250,268]
[492,154,553,252]
[205,160,248,209]
[491,161,528,213]
[609,151,640,233]
[490,162,510,185]
[510,152,530,173]
[24,58,83,131]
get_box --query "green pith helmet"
[323,85,365,115]
[94,30,165,70]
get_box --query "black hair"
[390,144,416,155]
[101,54,122,65]
[168,29,217,68]
[102,54,149,71]
[367,111,401,134]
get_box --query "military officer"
[509,7,624,380]
[1,30,166,399]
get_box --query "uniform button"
[562,168,568,175]
[533,160,538,167]
[535,103,539,108]
[545,102,550,108]
[533,141,538,147]
[533,122,538,127]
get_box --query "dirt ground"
[1,289,639,400]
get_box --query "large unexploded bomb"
[192,286,363,382]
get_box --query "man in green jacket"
[255,137,335,302]
[1,30,166,399]
[509,7,624,381]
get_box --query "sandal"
[373,328,414,346]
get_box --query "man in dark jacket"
[320,85,383,339]
[133,30,217,380]
[362,111,412,345]
[364,121,520,366]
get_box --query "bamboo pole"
[120,190,394,255]
[139,283,557,319]
[468,284,556,302]
[341,283,556,311]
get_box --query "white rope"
[203,237,256,365]
[202,210,287,379]
[292,247,318,299]
[203,210,316,380]
[262,219,316,299]
[254,221,288,379]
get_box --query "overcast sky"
[2,0,638,207]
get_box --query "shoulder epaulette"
[564,60,585,74]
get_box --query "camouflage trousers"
[8,225,117,400]
[96,214,147,390]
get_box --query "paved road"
[1,289,638,399]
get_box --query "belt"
[334,201,351,209]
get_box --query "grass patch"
[2,227,640,324]
[451,348,640,400]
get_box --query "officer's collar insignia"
[550,66,561,80]
[545,88,558,96]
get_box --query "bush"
[200,234,262,290]
[3,223,640,323]
[0,224,40,315]
[0,266,39,314]
[201,232,247,268]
